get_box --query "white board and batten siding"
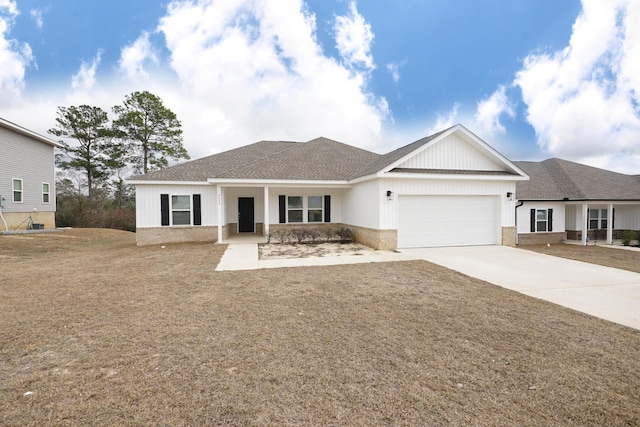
[396,133,506,172]
[517,201,566,234]
[0,125,56,213]
[266,187,345,225]
[135,184,217,227]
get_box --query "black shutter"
[612,208,615,229]
[161,194,170,226]
[279,195,286,223]
[193,194,202,226]
[548,208,553,232]
[530,209,536,232]
[324,195,331,223]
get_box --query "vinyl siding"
[516,201,566,234]
[266,187,344,225]
[379,178,515,229]
[607,205,640,230]
[0,126,56,213]
[396,133,505,171]
[135,184,217,227]
[342,180,381,229]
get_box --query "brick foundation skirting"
[517,232,566,245]
[136,226,218,246]
[501,226,516,247]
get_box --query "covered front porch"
[566,202,640,245]
[211,182,348,244]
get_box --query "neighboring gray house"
[0,117,59,231]
[514,158,640,245]
[128,124,529,248]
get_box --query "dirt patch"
[1,229,639,426]
[259,242,372,260]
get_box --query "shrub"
[273,229,290,244]
[321,227,337,243]
[307,227,322,243]
[621,230,635,246]
[291,228,308,244]
[337,227,353,243]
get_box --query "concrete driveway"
[400,246,640,330]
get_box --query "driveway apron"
[400,246,640,330]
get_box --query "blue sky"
[1,0,638,173]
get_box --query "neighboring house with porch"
[0,117,59,231]
[514,158,640,245]
[128,124,529,249]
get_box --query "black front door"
[238,197,255,233]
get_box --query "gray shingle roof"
[129,137,381,182]
[514,158,640,200]
[352,127,450,178]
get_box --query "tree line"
[49,91,190,231]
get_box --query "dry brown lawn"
[1,229,639,426]
[524,243,640,273]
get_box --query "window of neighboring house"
[42,183,50,203]
[12,179,23,203]
[589,209,608,229]
[307,196,323,222]
[171,195,191,225]
[536,209,548,232]
[287,196,303,223]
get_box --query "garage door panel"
[398,195,498,248]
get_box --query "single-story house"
[0,117,59,231]
[128,124,530,249]
[514,158,640,245]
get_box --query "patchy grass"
[1,229,639,426]
[524,243,640,273]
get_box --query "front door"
[238,197,255,233]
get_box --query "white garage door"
[397,195,498,248]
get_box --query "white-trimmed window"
[171,195,191,225]
[589,209,607,229]
[536,209,548,232]
[287,196,303,223]
[530,208,553,232]
[12,179,23,203]
[42,183,50,203]
[307,196,323,222]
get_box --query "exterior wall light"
[386,190,394,201]
[506,192,513,200]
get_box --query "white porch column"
[263,186,270,242]
[607,203,613,244]
[217,184,223,243]
[581,203,588,246]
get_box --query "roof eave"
[0,117,61,147]
[125,180,212,186]
[207,178,352,188]
[380,172,529,181]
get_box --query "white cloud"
[334,1,375,71]
[157,0,388,156]
[427,102,460,135]
[0,0,33,105]
[386,62,401,83]
[0,0,18,16]
[473,85,515,136]
[30,8,44,29]
[71,50,102,92]
[513,0,640,172]
[118,31,158,80]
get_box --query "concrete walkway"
[400,246,640,330]
[215,243,418,271]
